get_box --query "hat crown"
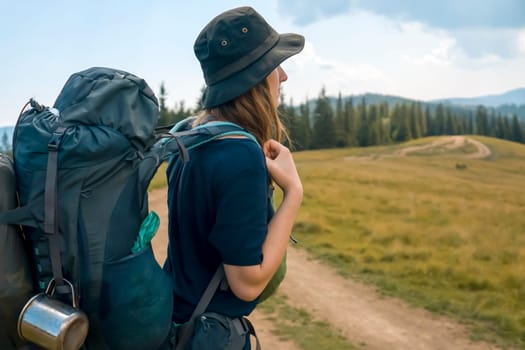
[194,6,279,85]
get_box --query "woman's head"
[193,6,304,143]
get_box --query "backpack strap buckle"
[48,127,66,152]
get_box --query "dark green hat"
[194,6,305,108]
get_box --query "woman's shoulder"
[208,138,263,161]
[198,138,266,177]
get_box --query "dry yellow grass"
[291,136,525,348]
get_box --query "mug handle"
[44,278,79,308]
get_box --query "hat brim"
[203,33,305,109]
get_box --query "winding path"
[252,247,503,350]
[397,136,491,159]
[148,179,505,350]
[346,136,491,161]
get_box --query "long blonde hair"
[194,79,289,146]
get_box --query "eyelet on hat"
[221,40,228,46]
[241,27,248,33]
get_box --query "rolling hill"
[433,87,525,107]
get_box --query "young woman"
[164,6,304,349]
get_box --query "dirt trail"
[267,247,503,350]
[149,187,504,350]
[397,136,491,159]
[346,136,492,161]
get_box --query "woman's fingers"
[263,140,302,194]
[263,139,280,159]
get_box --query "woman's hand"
[263,139,303,195]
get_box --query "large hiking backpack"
[0,67,254,350]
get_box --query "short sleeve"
[208,143,268,266]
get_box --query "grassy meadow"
[290,136,525,348]
[150,135,525,348]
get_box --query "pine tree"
[312,88,336,149]
[475,105,489,135]
[409,102,422,139]
[435,103,445,135]
[502,115,512,140]
[511,114,523,143]
[456,114,466,135]
[444,107,454,135]
[466,111,475,134]
[284,98,300,149]
[194,85,206,113]
[172,101,191,124]
[295,99,312,150]
[334,92,346,147]
[367,104,381,146]
[158,82,170,126]
[1,131,9,153]
[277,92,289,147]
[344,99,358,146]
[390,103,410,142]
[494,115,507,139]
[357,98,369,146]
[379,102,391,144]
[488,108,497,137]
[425,105,434,136]
[417,102,427,137]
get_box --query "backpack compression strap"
[44,126,69,293]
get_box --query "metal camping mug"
[18,278,89,350]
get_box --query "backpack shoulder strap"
[190,121,258,145]
[155,120,258,163]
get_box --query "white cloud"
[518,30,525,54]
[292,41,384,80]
[404,37,457,66]
[287,8,525,102]
[279,1,525,60]
[282,40,389,101]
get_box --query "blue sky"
[1,0,524,126]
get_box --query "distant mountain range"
[323,88,525,121]
[339,88,525,109]
[431,88,525,108]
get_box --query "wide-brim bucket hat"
[194,6,305,109]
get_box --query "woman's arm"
[224,140,303,301]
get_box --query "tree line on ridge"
[3,84,523,154]
[157,84,525,151]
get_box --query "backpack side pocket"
[100,244,174,350]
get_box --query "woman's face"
[267,66,288,106]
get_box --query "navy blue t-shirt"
[164,138,273,323]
